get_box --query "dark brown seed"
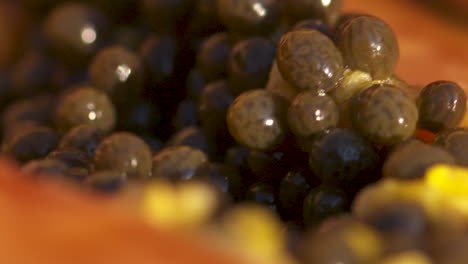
[3,121,41,142]
[186,68,207,101]
[216,0,280,35]
[172,100,199,131]
[303,185,349,227]
[198,80,234,136]
[3,126,59,163]
[94,132,153,179]
[224,145,250,173]
[338,16,399,79]
[288,92,339,137]
[140,134,163,155]
[417,81,466,133]
[89,45,144,107]
[117,101,162,134]
[152,146,208,181]
[308,128,380,188]
[351,84,418,146]
[197,33,233,81]
[383,140,455,180]
[55,86,116,133]
[228,37,275,95]
[276,29,344,94]
[192,162,243,199]
[85,170,127,193]
[65,167,90,182]
[22,158,68,177]
[285,0,344,26]
[139,35,178,85]
[227,89,289,151]
[166,126,216,157]
[47,148,92,170]
[43,3,111,68]
[59,124,104,156]
[434,128,468,166]
[2,93,57,127]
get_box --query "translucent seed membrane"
[227,89,288,151]
[287,91,339,138]
[338,15,400,79]
[276,29,344,94]
[350,84,418,146]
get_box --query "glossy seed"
[228,37,276,95]
[350,84,418,146]
[2,94,57,127]
[303,185,348,227]
[197,33,233,81]
[117,102,162,134]
[288,92,339,137]
[216,0,280,35]
[434,128,468,166]
[85,170,127,193]
[224,145,250,173]
[94,132,153,179]
[309,128,380,188]
[3,126,59,163]
[172,100,199,131]
[186,68,207,101]
[227,89,288,151]
[276,29,344,94]
[166,126,216,157]
[55,86,116,133]
[22,158,68,177]
[59,124,104,156]
[47,148,92,170]
[198,80,234,136]
[89,45,144,107]
[338,16,399,79]
[152,146,208,181]
[417,81,466,133]
[43,3,111,67]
